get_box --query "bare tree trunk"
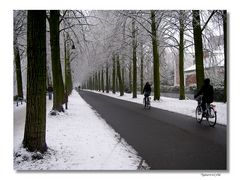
[140,42,144,94]
[101,68,104,92]
[14,45,23,98]
[64,36,73,96]
[112,55,116,94]
[132,18,137,98]
[23,10,47,153]
[95,72,98,90]
[179,10,185,100]
[223,10,227,102]
[116,55,124,96]
[106,64,109,93]
[50,10,64,112]
[129,63,132,93]
[192,10,204,90]
[122,67,125,92]
[98,71,101,91]
[151,10,160,100]
[90,75,93,90]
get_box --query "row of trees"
[14,10,88,153]
[14,10,227,153]
[81,10,227,102]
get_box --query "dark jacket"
[47,86,53,93]
[143,83,151,94]
[195,82,214,103]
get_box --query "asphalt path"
[79,90,227,170]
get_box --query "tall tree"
[95,72,98,90]
[140,41,144,94]
[116,55,124,96]
[101,67,105,92]
[132,18,137,98]
[14,45,23,98]
[151,10,160,100]
[49,10,65,112]
[98,71,101,91]
[112,55,116,93]
[23,10,47,153]
[64,33,73,96]
[122,67,125,92]
[14,11,26,99]
[192,10,204,90]
[106,63,109,93]
[129,63,132,93]
[223,10,227,102]
[179,10,185,100]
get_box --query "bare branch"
[201,10,216,32]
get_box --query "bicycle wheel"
[195,106,202,123]
[207,107,217,127]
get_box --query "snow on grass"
[85,90,227,126]
[14,90,148,170]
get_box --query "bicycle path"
[79,90,227,170]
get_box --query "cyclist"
[143,82,151,107]
[194,78,214,115]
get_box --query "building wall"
[184,66,224,87]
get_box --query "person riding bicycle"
[143,82,151,107]
[194,78,214,115]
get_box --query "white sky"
[1,0,240,179]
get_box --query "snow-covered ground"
[85,90,227,126]
[13,89,227,170]
[14,90,148,170]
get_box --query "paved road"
[79,90,227,170]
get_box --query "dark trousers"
[201,96,212,112]
[144,92,150,107]
[48,92,52,100]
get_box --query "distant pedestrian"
[47,85,53,100]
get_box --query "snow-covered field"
[14,90,148,170]
[86,90,227,126]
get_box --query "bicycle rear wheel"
[195,106,203,123]
[207,107,217,127]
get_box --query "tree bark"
[50,10,65,112]
[223,10,227,102]
[98,71,101,91]
[151,10,160,100]
[122,67,125,92]
[23,10,47,153]
[101,68,104,92]
[140,42,144,94]
[129,63,132,93]
[112,55,116,94]
[132,18,137,98]
[179,10,185,100]
[106,64,109,93]
[192,10,204,90]
[91,76,93,90]
[64,35,73,96]
[14,45,23,98]
[116,55,124,96]
[95,72,98,90]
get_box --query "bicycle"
[143,96,151,109]
[195,95,217,127]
